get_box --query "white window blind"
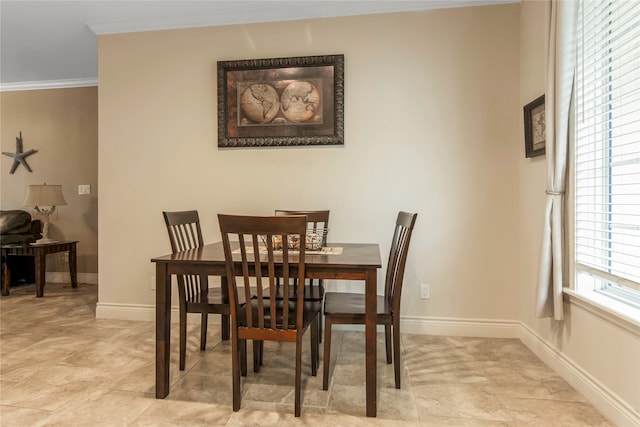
[574,0,640,304]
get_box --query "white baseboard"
[518,323,639,427]
[95,302,223,323]
[400,315,520,338]
[95,302,156,321]
[94,303,636,425]
[47,272,98,285]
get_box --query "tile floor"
[0,283,614,426]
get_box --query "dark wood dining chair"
[274,209,329,340]
[163,210,238,370]
[218,214,321,417]
[322,211,417,390]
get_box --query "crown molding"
[0,78,98,92]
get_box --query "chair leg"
[200,312,208,351]
[240,339,247,377]
[253,340,261,373]
[322,316,332,390]
[231,335,241,412]
[295,333,303,417]
[393,318,401,389]
[385,323,392,364]
[259,340,264,365]
[220,277,230,340]
[221,314,230,340]
[179,306,187,371]
[311,318,318,377]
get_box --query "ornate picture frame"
[523,94,546,158]
[217,54,344,148]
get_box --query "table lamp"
[23,183,67,243]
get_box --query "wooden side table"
[1,241,78,297]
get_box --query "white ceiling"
[0,0,516,88]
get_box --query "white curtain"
[535,0,578,320]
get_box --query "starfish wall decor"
[2,131,38,174]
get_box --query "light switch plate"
[78,184,91,195]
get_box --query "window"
[574,0,640,309]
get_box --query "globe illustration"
[280,81,320,123]
[240,84,280,124]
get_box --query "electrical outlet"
[420,283,430,299]
[63,253,69,263]
[151,276,156,291]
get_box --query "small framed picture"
[523,94,545,158]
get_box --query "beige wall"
[0,87,98,274]
[518,1,639,424]
[98,5,520,314]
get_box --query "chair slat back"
[384,212,418,314]
[275,210,329,246]
[219,214,307,339]
[163,210,204,252]
[163,210,206,301]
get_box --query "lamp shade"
[23,184,67,207]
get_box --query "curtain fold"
[535,0,578,320]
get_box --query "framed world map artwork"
[217,54,344,148]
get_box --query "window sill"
[563,288,640,337]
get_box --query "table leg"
[1,253,9,296]
[156,263,171,398]
[35,250,46,297]
[68,244,78,288]
[365,268,377,417]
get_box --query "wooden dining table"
[151,241,382,416]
